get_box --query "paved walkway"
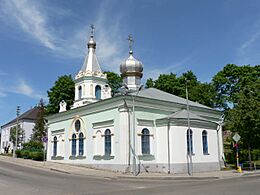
[0,155,259,180]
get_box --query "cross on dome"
[127,34,134,53]
[90,24,95,36]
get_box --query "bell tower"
[72,25,111,109]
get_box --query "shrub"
[29,151,43,161]
[20,150,30,159]
[15,149,21,158]
[22,141,43,151]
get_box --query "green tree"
[145,78,154,88]
[10,125,24,148]
[146,70,215,107]
[154,73,181,95]
[213,64,260,167]
[212,64,259,110]
[226,81,260,169]
[104,71,122,96]
[46,75,75,114]
[31,99,47,142]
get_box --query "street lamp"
[185,79,193,176]
[13,106,20,158]
[123,84,143,175]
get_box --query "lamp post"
[13,106,20,158]
[185,79,193,176]
[123,84,143,175]
[132,85,143,175]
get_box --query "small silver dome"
[120,50,143,78]
[87,35,96,49]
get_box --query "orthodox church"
[47,27,224,174]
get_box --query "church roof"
[167,109,207,120]
[1,107,40,128]
[136,88,212,110]
[80,43,102,73]
[80,27,102,74]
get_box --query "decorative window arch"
[79,132,84,156]
[104,129,111,155]
[186,129,193,154]
[78,86,82,100]
[141,128,150,155]
[53,136,57,157]
[95,85,101,100]
[72,134,76,156]
[202,130,208,154]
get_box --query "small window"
[79,132,84,156]
[187,129,193,155]
[53,136,57,157]
[141,128,150,155]
[95,85,101,100]
[78,86,82,100]
[202,130,208,155]
[75,120,81,132]
[72,134,76,156]
[104,129,111,156]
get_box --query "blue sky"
[0,0,260,124]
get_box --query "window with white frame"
[71,134,76,156]
[202,130,208,154]
[95,85,101,100]
[186,129,193,155]
[78,86,82,100]
[104,129,111,156]
[79,132,84,156]
[53,136,57,157]
[141,128,150,155]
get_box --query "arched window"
[186,129,193,154]
[53,136,57,157]
[79,132,84,156]
[72,134,76,156]
[202,130,208,154]
[78,86,82,100]
[95,85,101,100]
[104,129,111,155]
[141,128,150,155]
[75,120,81,132]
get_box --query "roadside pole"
[42,136,48,164]
[13,106,20,158]
[232,133,242,173]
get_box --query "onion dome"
[120,50,143,78]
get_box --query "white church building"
[47,28,224,174]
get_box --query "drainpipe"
[167,117,171,174]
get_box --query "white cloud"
[0,90,7,97]
[144,55,193,81]
[0,0,55,49]
[12,80,46,100]
[240,31,260,51]
[0,0,128,73]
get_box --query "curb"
[49,168,71,174]
[117,175,220,180]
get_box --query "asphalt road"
[0,160,259,195]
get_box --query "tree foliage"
[213,64,260,165]
[31,99,47,142]
[145,71,216,107]
[104,71,122,96]
[46,75,75,114]
[212,64,259,110]
[10,125,24,147]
